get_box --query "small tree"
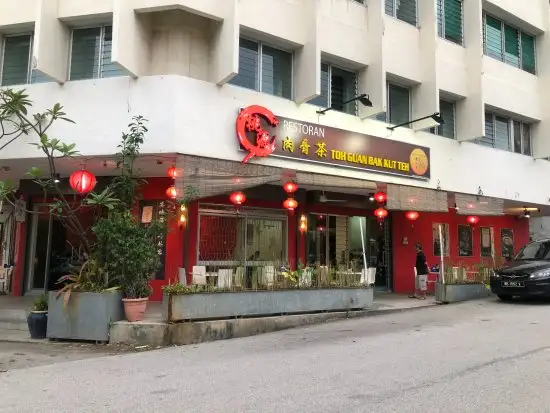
[0,88,118,254]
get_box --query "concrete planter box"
[47,291,124,342]
[435,283,492,304]
[163,288,374,322]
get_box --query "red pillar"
[11,220,26,296]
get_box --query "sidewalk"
[0,293,437,346]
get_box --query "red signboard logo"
[236,105,279,164]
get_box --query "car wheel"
[497,294,514,302]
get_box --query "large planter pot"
[27,311,48,339]
[47,291,124,342]
[122,297,149,322]
[435,282,493,304]
[163,288,374,322]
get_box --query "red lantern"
[69,169,97,194]
[374,207,388,220]
[283,181,298,195]
[167,166,179,179]
[405,211,420,221]
[467,215,480,225]
[374,191,387,204]
[230,191,246,206]
[283,198,298,211]
[166,186,178,199]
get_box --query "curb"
[365,303,439,317]
[0,303,440,346]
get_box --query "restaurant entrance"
[305,212,393,290]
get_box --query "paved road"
[1,298,550,412]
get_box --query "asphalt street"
[1,298,549,412]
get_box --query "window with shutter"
[503,25,520,67]
[230,38,292,99]
[100,26,124,78]
[521,33,536,74]
[70,26,125,81]
[385,0,417,26]
[484,15,503,60]
[494,116,510,151]
[484,14,536,74]
[1,35,32,86]
[480,112,495,147]
[70,28,101,80]
[231,38,259,91]
[309,64,329,108]
[522,124,532,156]
[331,67,357,115]
[482,112,531,155]
[437,0,463,45]
[388,84,410,126]
[262,45,292,99]
[308,64,357,115]
[436,100,455,139]
[513,121,522,154]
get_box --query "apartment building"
[0,0,543,298]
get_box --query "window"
[309,64,358,115]
[483,14,536,74]
[385,0,417,26]
[437,0,463,45]
[480,112,531,155]
[230,38,293,99]
[432,100,456,139]
[1,34,51,86]
[375,83,411,126]
[69,25,124,81]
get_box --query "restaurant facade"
[0,76,531,301]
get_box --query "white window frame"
[483,112,532,156]
[236,36,294,100]
[483,13,537,74]
[317,63,359,116]
[386,82,412,126]
[385,0,419,26]
[68,25,113,81]
[511,120,532,156]
[437,0,464,46]
[434,100,456,139]
[0,33,35,86]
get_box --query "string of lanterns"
[282,181,298,213]
[373,191,388,223]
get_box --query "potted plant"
[47,257,123,341]
[27,294,48,339]
[92,210,164,322]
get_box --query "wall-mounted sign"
[236,105,431,180]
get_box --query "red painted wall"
[392,210,530,294]
[141,178,184,301]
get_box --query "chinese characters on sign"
[237,106,431,179]
[139,200,167,280]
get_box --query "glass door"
[25,204,53,293]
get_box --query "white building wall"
[0,0,548,205]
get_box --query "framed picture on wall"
[501,228,515,259]
[432,223,450,257]
[458,225,473,257]
[480,227,494,258]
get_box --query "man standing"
[409,242,428,299]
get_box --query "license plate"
[501,280,525,288]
